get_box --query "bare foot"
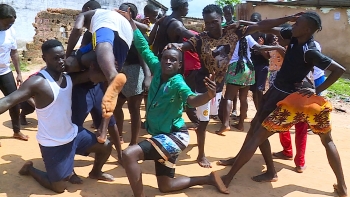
[102,73,127,118]
[295,166,306,173]
[97,135,107,144]
[232,123,244,131]
[210,171,229,194]
[216,157,236,166]
[18,161,33,175]
[197,156,212,168]
[215,126,230,136]
[69,173,83,184]
[20,115,29,125]
[272,151,293,160]
[119,136,124,144]
[221,175,231,188]
[333,184,348,197]
[13,132,29,141]
[89,172,114,182]
[251,172,278,182]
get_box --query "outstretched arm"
[187,74,216,107]
[173,21,196,40]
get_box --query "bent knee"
[122,145,143,161]
[51,182,66,193]
[158,184,172,193]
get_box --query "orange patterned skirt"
[262,93,332,134]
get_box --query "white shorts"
[196,92,222,121]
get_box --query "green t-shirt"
[133,29,196,136]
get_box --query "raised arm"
[173,21,196,40]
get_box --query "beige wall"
[248,4,350,72]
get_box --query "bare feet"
[95,130,107,144]
[13,132,29,141]
[210,171,229,194]
[119,136,124,144]
[251,172,278,182]
[215,126,230,136]
[334,184,348,197]
[18,161,33,175]
[197,156,212,168]
[68,173,83,184]
[232,122,244,131]
[272,151,293,160]
[102,73,127,118]
[295,166,306,173]
[89,172,114,182]
[221,175,231,188]
[20,115,29,125]
[216,157,236,166]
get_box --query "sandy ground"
[0,70,350,197]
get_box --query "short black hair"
[302,11,322,32]
[223,4,234,13]
[82,0,101,10]
[250,12,261,20]
[41,40,63,54]
[279,23,291,28]
[202,4,223,17]
[144,4,158,14]
[0,4,16,19]
[119,3,138,20]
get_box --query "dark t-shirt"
[125,43,140,65]
[274,27,332,93]
[187,26,247,93]
[250,32,270,66]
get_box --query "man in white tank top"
[0,40,114,193]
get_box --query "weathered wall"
[246,3,350,72]
[182,17,204,32]
[1,0,147,49]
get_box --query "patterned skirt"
[225,62,255,86]
[121,64,144,98]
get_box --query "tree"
[215,0,241,8]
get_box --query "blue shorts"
[92,27,129,71]
[39,127,97,182]
[71,82,116,127]
[250,64,269,92]
[314,75,326,96]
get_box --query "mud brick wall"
[23,8,80,64]
[182,17,204,33]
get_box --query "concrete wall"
[1,0,147,49]
[247,4,350,72]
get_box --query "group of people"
[0,0,347,196]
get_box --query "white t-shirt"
[90,9,133,48]
[229,35,257,64]
[0,26,17,75]
[313,41,325,80]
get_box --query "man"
[170,4,299,168]
[117,9,229,196]
[150,0,196,57]
[222,4,235,27]
[216,12,347,197]
[0,4,28,145]
[0,40,114,193]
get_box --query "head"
[291,11,322,38]
[160,47,183,77]
[250,12,261,22]
[171,0,189,16]
[144,4,159,23]
[41,40,65,73]
[82,0,101,12]
[223,5,234,23]
[0,4,16,31]
[202,4,223,37]
[119,3,138,20]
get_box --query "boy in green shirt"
[117,8,229,197]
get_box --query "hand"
[16,73,23,86]
[164,43,182,52]
[204,73,216,98]
[288,12,304,22]
[276,45,286,54]
[298,88,315,97]
[143,75,152,92]
[223,22,240,30]
[115,7,132,21]
[141,17,151,25]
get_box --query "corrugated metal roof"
[247,0,350,7]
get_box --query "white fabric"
[196,92,222,121]
[36,70,78,147]
[0,26,17,75]
[90,9,133,48]
[313,41,325,79]
[229,35,257,64]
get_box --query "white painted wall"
[0,0,147,49]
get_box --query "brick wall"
[22,8,80,64]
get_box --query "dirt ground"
[0,69,349,197]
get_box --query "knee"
[51,182,66,193]
[157,180,172,193]
[122,146,137,163]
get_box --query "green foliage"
[326,78,350,99]
[215,0,241,8]
[10,62,29,72]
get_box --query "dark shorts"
[72,82,116,127]
[92,27,129,71]
[39,127,97,182]
[250,64,268,92]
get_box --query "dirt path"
[0,70,349,197]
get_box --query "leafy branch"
[215,0,241,8]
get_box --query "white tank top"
[90,9,133,48]
[35,70,78,147]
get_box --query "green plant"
[326,78,350,99]
[10,62,29,72]
[215,0,241,8]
